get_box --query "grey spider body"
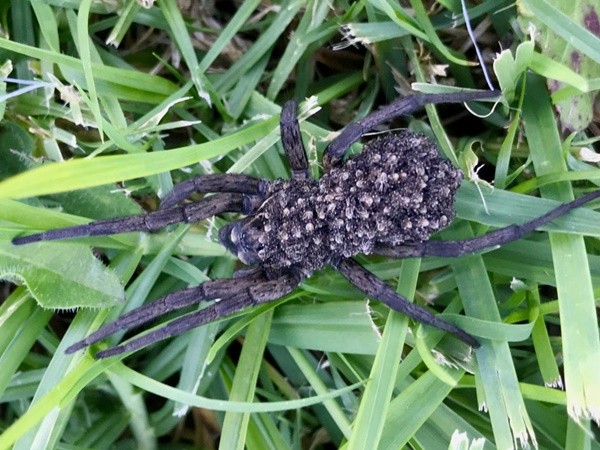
[21,89,599,358]
[234,131,462,276]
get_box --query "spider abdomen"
[236,131,462,275]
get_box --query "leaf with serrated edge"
[0,242,123,309]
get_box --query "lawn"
[1,1,600,449]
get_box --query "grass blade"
[523,74,600,425]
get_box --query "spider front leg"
[93,274,299,358]
[12,193,245,245]
[160,99,309,211]
[322,90,499,170]
[280,100,310,180]
[374,190,600,259]
[65,268,267,354]
[334,258,479,347]
[159,173,263,210]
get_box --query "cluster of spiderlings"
[241,131,463,275]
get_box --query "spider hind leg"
[334,258,479,347]
[322,90,499,170]
[375,190,600,259]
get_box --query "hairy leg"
[375,190,600,259]
[160,99,310,210]
[159,173,262,210]
[281,100,310,180]
[94,274,298,358]
[334,258,479,347]
[323,90,499,170]
[65,269,267,354]
[13,193,245,245]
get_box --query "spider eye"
[218,222,240,254]
[236,219,268,265]
[218,220,264,266]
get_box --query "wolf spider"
[13,89,600,358]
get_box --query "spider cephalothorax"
[12,89,600,358]
[224,131,462,277]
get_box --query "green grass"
[1,1,600,449]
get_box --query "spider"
[12,89,600,359]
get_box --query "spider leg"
[12,193,245,245]
[159,173,263,210]
[94,274,298,358]
[323,90,499,170]
[333,258,479,347]
[281,100,310,180]
[65,269,267,354]
[374,190,600,259]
